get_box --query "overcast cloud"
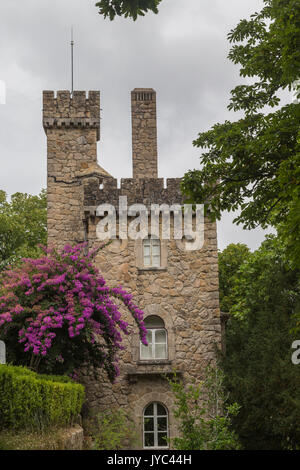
[0,0,280,250]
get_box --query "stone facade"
[43,88,222,449]
[56,425,84,450]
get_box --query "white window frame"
[143,402,169,449]
[140,328,168,360]
[143,238,161,268]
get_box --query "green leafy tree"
[168,368,241,450]
[182,0,300,267]
[275,135,300,269]
[0,190,47,270]
[96,0,162,20]
[221,236,300,449]
[218,243,251,312]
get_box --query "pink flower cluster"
[0,243,147,379]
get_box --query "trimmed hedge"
[0,365,85,431]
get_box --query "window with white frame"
[140,315,167,360]
[143,237,161,267]
[143,402,169,448]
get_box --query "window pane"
[144,417,154,432]
[144,255,151,266]
[152,256,160,267]
[157,432,168,447]
[155,330,166,343]
[141,344,153,359]
[157,404,167,416]
[144,246,150,256]
[146,331,152,343]
[144,404,154,416]
[144,433,155,447]
[155,343,167,359]
[157,417,167,431]
[140,331,153,359]
[152,244,160,256]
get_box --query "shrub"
[90,408,138,450]
[0,364,84,431]
[168,367,241,450]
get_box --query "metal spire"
[71,27,74,96]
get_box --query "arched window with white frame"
[143,237,161,268]
[143,402,169,448]
[140,315,167,360]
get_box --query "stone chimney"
[131,88,158,179]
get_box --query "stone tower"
[43,90,111,249]
[43,88,222,449]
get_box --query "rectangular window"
[140,329,167,360]
[143,403,169,449]
[143,238,161,268]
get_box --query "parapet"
[43,90,100,140]
[83,177,184,208]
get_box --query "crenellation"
[56,90,71,110]
[43,90,100,140]
[83,177,184,207]
[72,90,86,109]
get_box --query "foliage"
[182,0,300,267]
[0,364,84,431]
[0,243,147,381]
[0,189,47,270]
[221,236,300,449]
[168,367,241,450]
[218,243,251,312]
[91,408,138,449]
[275,135,300,268]
[95,0,162,20]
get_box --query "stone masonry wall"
[79,205,221,449]
[79,172,221,448]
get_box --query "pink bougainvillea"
[0,243,147,381]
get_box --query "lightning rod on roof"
[71,27,74,96]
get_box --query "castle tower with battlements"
[43,88,222,449]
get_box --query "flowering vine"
[0,243,147,382]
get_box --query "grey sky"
[0,0,278,251]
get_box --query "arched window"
[143,402,169,448]
[140,315,167,360]
[143,237,161,267]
